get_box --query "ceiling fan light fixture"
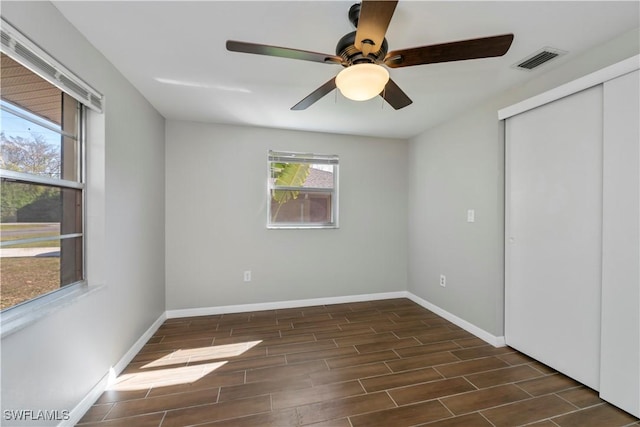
[335,63,389,101]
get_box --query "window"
[268,151,339,229]
[0,19,102,314]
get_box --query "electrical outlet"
[243,271,252,282]
[440,274,446,287]
[467,209,475,223]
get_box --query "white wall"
[0,2,166,424]
[408,104,506,336]
[165,121,407,310]
[408,27,639,337]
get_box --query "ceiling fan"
[226,1,514,110]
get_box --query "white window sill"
[267,224,339,230]
[0,282,104,339]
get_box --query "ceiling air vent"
[513,47,567,71]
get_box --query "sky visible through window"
[311,164,333,172]
[1,100,61,147]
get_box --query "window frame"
[0,85,87,312]
[0,18,102,333]
[267,150,339,229]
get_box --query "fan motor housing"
[348,3,361,28]
[336,31,388,66]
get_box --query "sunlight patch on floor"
[108,361,227,391]
[107,340,263,391]
[141,340,263,368]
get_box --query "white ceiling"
[53,1,639,139]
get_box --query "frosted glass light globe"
[335,64,390,101]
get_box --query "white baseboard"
[405,293,506,348]
[62,311,166,426]
[112,312,167,376]
[61,371,110,427]
[166,291,505,347]
[165,291,409,319]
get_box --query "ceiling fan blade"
[381,78,412,110]
[355,0,398,57]
[226,40,343,65]
[384,34,514,68]
[291,77,337,110]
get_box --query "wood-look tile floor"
[78,299,640,427]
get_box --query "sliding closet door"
[600,70,640,416]
[505,85,603,390]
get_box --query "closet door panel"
[505,85,603,390]
[600,70,640,417]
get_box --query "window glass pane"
[0,103,80,181]
[270,190,333,224]
[0,249,60,310]
[0,222,59,244]
[1,53,81,182]
[270,163,335,189]
[0,181,82,239]
[305,165,335,189]
[1,107,62,177]
[60,236,83,286]
[60,93,80,181]
[0,236,82,310]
